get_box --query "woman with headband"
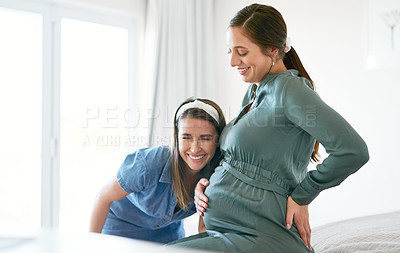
[89,97,226,244]
[169,4,369,252]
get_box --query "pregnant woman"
[168,4,369,252]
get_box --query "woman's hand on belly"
[194,178,209,216]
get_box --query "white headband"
[176,100,219,123]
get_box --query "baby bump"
[203,166,263,234]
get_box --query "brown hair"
[230,4,319,162]
[171,97,226,209]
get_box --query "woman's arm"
[283,78,369,205]
[280,78,368,249]
[89,176,129,233]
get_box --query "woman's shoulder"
[117,146,172,192]
[260,70,315,104]
[122,146,171,173]
[275,69,312,90]
[134,145,170,159]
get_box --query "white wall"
[213,0,400,227]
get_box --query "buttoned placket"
[153,187,176,228]
[233,84,258,125]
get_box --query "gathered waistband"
[222,157,293,197]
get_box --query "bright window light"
[59,18,130,233]
[0,7,42,232]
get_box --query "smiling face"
[226,26,273,84]
[178,117,219,174]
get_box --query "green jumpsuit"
[169,70,369,252]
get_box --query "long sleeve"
[283,78,369,205]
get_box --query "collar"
[258,69,299,88]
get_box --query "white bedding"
[311,211,400,252]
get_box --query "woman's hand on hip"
[194,178,209,216]
[286,196,312,250]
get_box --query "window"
[59,18,130,232]
[0,7,42,232]
[0,1,139,232]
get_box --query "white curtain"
[141,0,215,147]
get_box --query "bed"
[2,212,399,253]
[311,211,400,252]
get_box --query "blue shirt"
[101,146,196,244]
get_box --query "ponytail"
[283,47,314,89]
